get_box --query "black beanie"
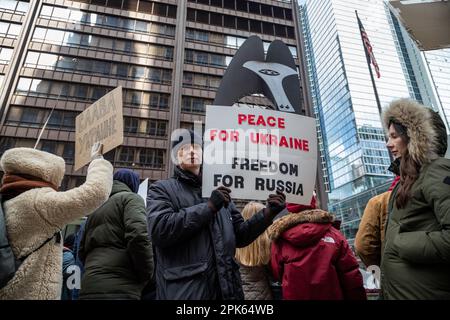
[171,129,203,154]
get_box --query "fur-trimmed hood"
[268,209,335,243]
[382,99,438,166]
[1,147,65,187]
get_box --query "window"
[223,0,235,10]
[249,2,260,14]
[41,141,57,154]
[250,20,261,33]
[148,68,162,83]
[62,143,75,163]
[197,10,209,24]
[147,119,167,137]
[124,117,139,134]
[273,6,284,19]
[187,8,195,21]
[260,4,271,16]
[130,66,145,79]
[210,12,222,26]
[275,24,286,37]
[118,147,135,165]
[135,20,148,32]
[139,148,164,169]
[236,0,247,12]
[236,17,248,31]
[139,0,153,14]
[153,3,168,17]
[224,15,235,29]
[20,108,39,124]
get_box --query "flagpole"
[34,58,77,149]
[356,11,393,163]
[356,11,382,117]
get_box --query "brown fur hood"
[382,99,438,166]
[268,209,335,241]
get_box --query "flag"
[357,16,381,78]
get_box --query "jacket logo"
[321,236,335,244]
[443,176,450,185]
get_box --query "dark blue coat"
[146,166,271,300]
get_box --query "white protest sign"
[138,178,149,207]
[75,87,123,171]
[202,105,317,204]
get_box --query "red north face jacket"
[268,209,366,300]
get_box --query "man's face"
[177,143,203,172]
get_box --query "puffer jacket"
[355,191,391,267]
[239,264,273,300]
[382,158,450,299]
[268,209,366,300]
[0,149,112,300]
[79,180,154,300]
[381,99,450,299]
[146,166,273,300]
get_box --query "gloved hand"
[208,186,231,212]
[90,142,104,161]
[265,190,286,219]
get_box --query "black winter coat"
[79,180,154,300]
[146,166,272,300]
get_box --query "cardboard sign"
[138,178,149,207]
[202,105,317,204]
[75,87,123,171]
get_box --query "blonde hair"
[235,202,271,266]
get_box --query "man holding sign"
[146,129,286,300]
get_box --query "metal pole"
[355,11,394,163]
[34,58,77,149]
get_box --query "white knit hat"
[0,147,66,187]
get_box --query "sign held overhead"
[75,86,124,171]
[202,105,317,204]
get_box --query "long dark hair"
[390,121,421,209]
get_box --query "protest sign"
[138,178,149,207]
[75,87,123,170]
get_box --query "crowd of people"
[0,98,449,300]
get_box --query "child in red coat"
[268,199,366,300]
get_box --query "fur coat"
[0,148,113,300]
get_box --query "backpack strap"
[18,231,61,263]
[0,194,17,288]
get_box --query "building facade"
[299,0,443,245]
[0,0,309,190]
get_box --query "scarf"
[0,173,58,201]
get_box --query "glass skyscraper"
[423,49,450,129]
[300,0,434,244]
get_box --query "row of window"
[110,146,165,169]
[188,0,292,20]
[32,27,174,60]
[0,21,22,39]
[40,5,176,36]
[124,117,167,137]
[187,9,295,39]
[15,77,170,109]
[6,105,168,138]
[0,0,29,14]
[183,72,222,90]
[185,28,298,58]
[24,51,172,83]
[185,49,232,68]
[73,0,176,18]
[40,139,165,170]
[181,96,213,114]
